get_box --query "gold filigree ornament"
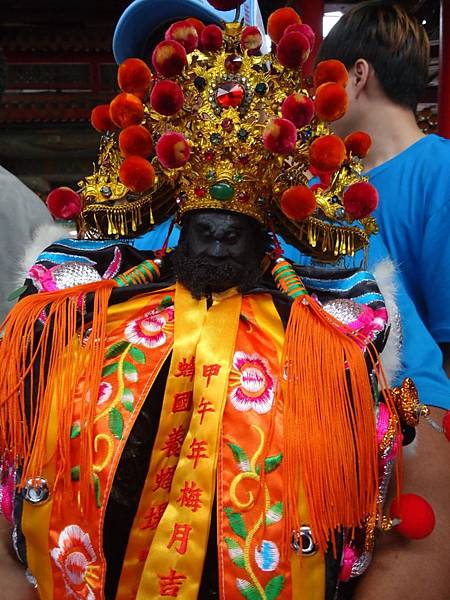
[390,378,429,427]
[79,13,380,258]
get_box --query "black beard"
[172,246,264,300]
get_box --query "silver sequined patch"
[52,262,101,290]
[322,298,364,325]
[351,550,372,577]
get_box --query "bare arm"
[0,516,37,599]
[353,407,450,599]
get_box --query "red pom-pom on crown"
[150,80,184,116]
[199,24,223,52]
[281,93,314,128]
[314,60,349,88]
[118,58,151,94]
[119,125,153,158]
[345,131,372,158]
[156,132,191,169]
[343,181,378,220]
[263,118,297,155]
[267,7,301,44]
[119,156,156,192]
[240,26,262,53]
[284,23,315,49]
[91,104,117,133]
[314,82,348,122]
[276,31,310,69]
[46,187,82,220]
[309,135,346,173]
[109,93,145,129]
[165,20,199,54]
[281,185,317,221]
[152,40,187,78]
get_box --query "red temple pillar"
[290,0,324,74]
[438,0,450,137]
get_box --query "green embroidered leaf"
[236,578,261,600]
[70,422,81,439]
[71,466,80,481]
[121,388,134,413]
[123,361,138,382]
[265,575,285,600]
[158,295,173,309]
[102,362,118,377]
[109,407,124,439]
[224,507,247,540]
[93,473,101,508]
[228,442,251,472]
[263,453,283,474]
[265,501,283,526]
[224,537,245,569]
[129,346,146,364]
[105,340,129,359]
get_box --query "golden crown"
[49,5,379,260]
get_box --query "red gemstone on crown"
[204,150,215,161]
[224,54,243,73]
[239,192,250,203]
[221,118,234,132]
[216,81,245,108]
[195,187,206,197]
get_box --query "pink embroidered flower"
[51,524,97,599]
[124,307,174,349]
[97,382,112,405]
[229,351,275,414]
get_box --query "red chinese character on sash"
[177,480,203,512]
[162,425,185,457]
[153,466,176,491]
[141,502,168,530]
[172,391,193,413]
[186,438,208,469]
[202,363,221,386]
[175,357,195,382]
[158,568,187,597]
[197,397,215,424]
[167,523,192,555]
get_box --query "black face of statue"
[172,210,271,299]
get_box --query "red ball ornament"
[345,131,372,158]
[119,156,156,192]
[285,23,315,49]
[186,17,205,36]
[276,31,310,69]
[281,185,317,221]
[343,181,379,220]
[119,125,153,158]
[156,132,191,169]
[199,24,223,52]
[90,104,117,133]
[314,82,348,122]
[309,134,346,173]
[207,0,245,11]
[152,40,187,78]
[390,493,435,539]
[314,59,349,88]
[109,93,145,129]
[150,80,184,116]
[46,187,82,220]
[117,58,151,94]
[443,410,450,441]
[263,118,297,155]
[267,7,301,44]
[240,26,262,53]
[165,20,199,54]
[281,93,314,128]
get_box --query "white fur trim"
[14,223,76,289]
[373,258,402,385]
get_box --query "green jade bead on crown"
[210,181,235,201]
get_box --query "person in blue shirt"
[317,1,450,384]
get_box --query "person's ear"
[352,58,371,98]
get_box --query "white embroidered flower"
[124,307,174,348]
[229,351,275,414]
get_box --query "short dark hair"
[317,1,430,111]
